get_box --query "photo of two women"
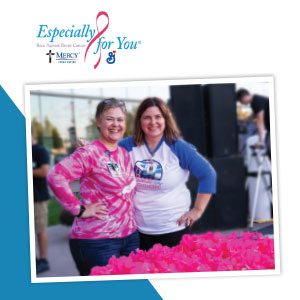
[30,80,275,278]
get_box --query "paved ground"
[36,225,79,278]
[36,221,273,278]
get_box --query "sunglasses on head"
[103,99,125,106]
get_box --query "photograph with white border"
[25,77,280,283]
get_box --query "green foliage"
[52,128,63,149]
[124,106,137,137]
[32,118,43,145]
[32,118,63,149]
[48,193,81,227]
[48,197,62,227]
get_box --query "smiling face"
[96,107,126,145]
[140,106,166,141]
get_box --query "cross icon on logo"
[46,50,55,63]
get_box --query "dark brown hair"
[236,88,250,102]
[132,97,181,145]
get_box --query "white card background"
[1,1,299,299]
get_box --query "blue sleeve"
[170,139,217,193]
[118,136,136,152]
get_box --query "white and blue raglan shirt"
[119,136,217,235]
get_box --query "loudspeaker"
[169,84,246,230]
[187,175,216,232]
[169,85,208,156]
[203,84,238,157]
[169,84,238,158]
[211,155,247,229]
[190,155,247,232]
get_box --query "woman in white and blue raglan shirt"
[119,97,217,251]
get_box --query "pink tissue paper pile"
[90,232,275,275]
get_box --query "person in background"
[32,129,50,274]
[236,88,271,159]
[47,99,138,276]
[119,97,217,251]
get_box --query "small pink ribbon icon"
[84,11,109,69]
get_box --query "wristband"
[76,205,86,218]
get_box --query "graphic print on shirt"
[107,162,122,177]
[133,159,163,191]
[134,159,163,180]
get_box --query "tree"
[44,117,54,137]
[31,118,43,145]
[52,128,63,149]
[124,106,137,138]
[32,117,63,149]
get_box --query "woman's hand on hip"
[177,208,203,229]
[81,203,108,220]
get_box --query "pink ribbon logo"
[84,11,109,69]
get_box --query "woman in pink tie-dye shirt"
[47,99,138,276]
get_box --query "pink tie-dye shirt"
[47,140,137,239]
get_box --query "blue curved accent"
[0,86,162,300]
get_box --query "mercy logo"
[46,50,55,63]
[45,51,79,63]
[56,52,79,63]
[56,52,79,60]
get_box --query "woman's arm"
[177,193,212,228]
[47,152,86,216]
[171,139,217,194]
[47,147,107,218]
[171,139,217,228]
